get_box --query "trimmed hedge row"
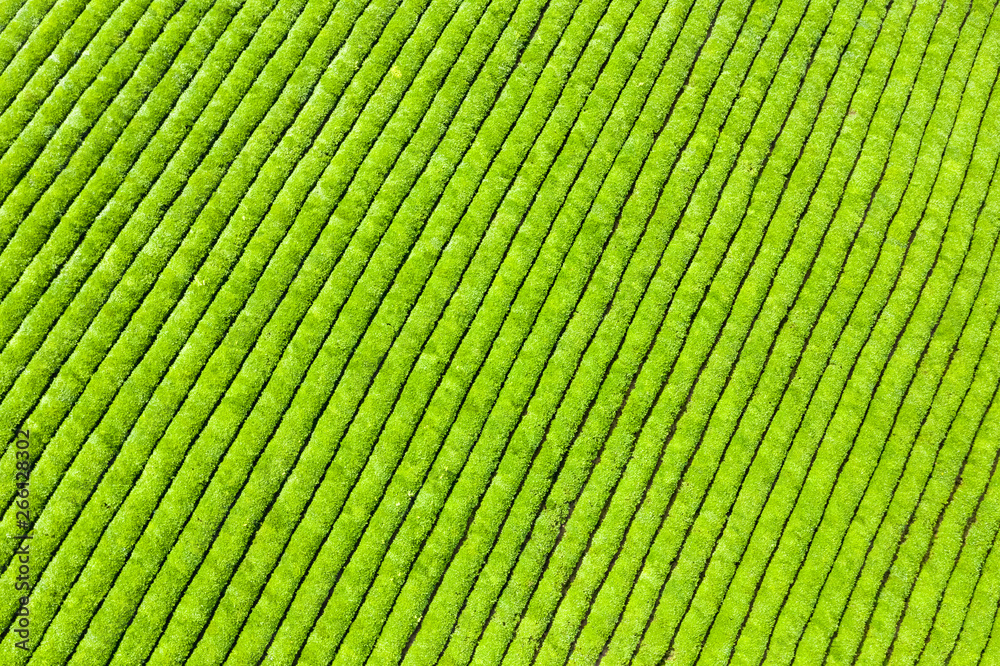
[0,0,316,572]
[28,0,477,656]
[488,0,878,662]
[686,2,991,663]
[720,7,1000,660]
[25,0,564,660]
[616,2,984,664]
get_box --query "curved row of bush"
[478,0,882,662]
[21,0,554,662]
[97,0,554,660]
[0,0,196,256]
[0,0,322,565]
[784,52,1000,665]
[0,0,337,650]
[2,0,997,660]
[576,0,928,661]
[308,0,781,662]
[0,0,262,520]
[0,0,98,118]
[656,8,998,666]
[423,0,864,661]
[704,9,1000,660]
[677,9,992,666]
[0,0,436,659]
[218,0,684,656]
[602,2,984,663]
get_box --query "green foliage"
[2,0,999,663]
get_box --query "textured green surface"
[2,0,999,663]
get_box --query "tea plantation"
[1,0,999,663]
